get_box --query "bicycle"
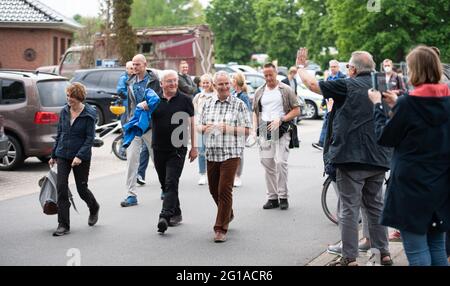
[94,94,127,161]
[321,172,389,225]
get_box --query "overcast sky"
[38,0,210,19]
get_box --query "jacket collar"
[410,83,450,98]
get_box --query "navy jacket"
[374,84,450,234]
[52,104,96,161]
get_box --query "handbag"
[288,122,300,149]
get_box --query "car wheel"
[94,105,104,126]
[304,100,318,119]
[0,135,25,171]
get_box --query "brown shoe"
[214,231,227,243]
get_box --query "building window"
[68,38,72,48]
[53,37,58,65]
[141,42,153,54]
[23,48,37,62]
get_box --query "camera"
[371,72,390,93]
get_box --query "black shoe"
[263,199,279,209]
[157,217,168,233]
[52,224,70,236]
[88,203,100,226]
[279,199,289,210]
[169,215,182,226]
[137,175,146,185]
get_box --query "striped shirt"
[201,95,252,162]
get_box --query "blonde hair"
[233,72,248,93]
[406,45,443,86]
[200,73,215,92]
[66,82,86,102]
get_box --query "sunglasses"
[346,64,355,69]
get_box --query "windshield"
[37,80,70,107]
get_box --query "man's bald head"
[132,54,147,78]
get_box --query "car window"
[99,71,123,90]
[0,79,26,104]
[37,80,70,107]
[246,75,266,89]
[82,71,103,86]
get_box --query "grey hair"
[213,71,230,84]
[160,69,178,81]
[350,51,375,73]
[329,59,339,66]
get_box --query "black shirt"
[152,92,195,151]
[318,79,348,104]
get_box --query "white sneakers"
[234,177,242,187]
[198,174,207,185]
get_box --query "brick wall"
[0,28,73,70]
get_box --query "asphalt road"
[0,119,342,266]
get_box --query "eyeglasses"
[346,64,355,69]
[164,79,178,84]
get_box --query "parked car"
[297,82,325,119]
[0,70,70,170]
[0,115,8,159]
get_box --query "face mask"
[384,66,392,73]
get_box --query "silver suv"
[0,70,69,170]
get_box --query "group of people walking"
[49,45,449,266]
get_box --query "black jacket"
[374,85,450,234]
[178,73,197,99]
[52,103,96,161]
[321,72,392,169]
[281,77,297,95]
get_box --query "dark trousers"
[207,158,240,234]
[154,148,186,220]
[446,232,450,257]
[56,158,97,228]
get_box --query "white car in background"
[296,82,324,119]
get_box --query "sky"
[38,0,210,19]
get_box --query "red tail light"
[34,112,59,124]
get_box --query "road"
[0,119,343,266]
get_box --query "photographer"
[369,45,450,266]
[296,48,392,266]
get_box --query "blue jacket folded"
[122,89,160,148]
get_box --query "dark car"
[0,70,70,170]
[0,115,8,158]
[71,68,125,126]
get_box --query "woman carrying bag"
[49,82,99,236]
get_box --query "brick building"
[0,0,82,70]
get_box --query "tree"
[113,0,136,65]
[129,0,205,27]
[73,15,103,46]
[99,0,114,58]
[253,0,302,67]
[205,0,257,64]
[326,0,450,66]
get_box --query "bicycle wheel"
[321,176,339,225]
[112,134,127,161]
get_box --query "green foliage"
[326,0,450,66]
[113,0,136,65]
[73,15,103,45]
[253,0,302,67]
[205,0,258,64]
[129,0,205,27]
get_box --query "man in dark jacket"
[296,48,393,266]
[177,60,197,100]
[281,66,298,95]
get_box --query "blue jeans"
[137,142,150,179]
[401,229,449,266]
[318,110,328,145]
[198,135,206,174]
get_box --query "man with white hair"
[141,69,198,234]
[120,54,162,207]
[296,48,393,266]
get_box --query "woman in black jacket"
[49,82,99,236]
[368,45,450,266]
